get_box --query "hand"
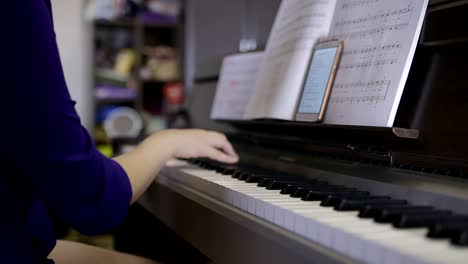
[151,129,239,164]
[115,129,239,203]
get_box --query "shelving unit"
[92,12,184,146]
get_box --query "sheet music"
[324,0,429,127]
[211,52,264,120]
[244,0,337,120]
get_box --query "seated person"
[0,1,239,263]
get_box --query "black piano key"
[359,205,433,218]
[266,180,305,190]
[200,160,220,170]
[265,179,322,190]
[375,209,450,224]
[244,174,263,182]
[221,167,237,175]
[245,173,288,183]
[290,186,351,198]
[198,162,210,169]
[238,172,251,181]
[335,199,407,211]
[257,177,279,187]
[213,165,224,172]
[393,214,467,228]
[213,164,237,174]
[320,194,386,207]
[279,182,334,195]
[427,222,468,239]
[257,176,305,187]
[302,190,366,201]
[191,159,203,165]
[280,184,306,195]
[232,170,244,178]
[233,169,264,179]
[451,229,468,246]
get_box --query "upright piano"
[138,0,468,263]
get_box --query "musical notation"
[323,0,427,127]
[331,80,391,104]
[340,58,397,70]
[341,0,379,9]
[342,43,401,56]
[339,42,401,69]
[333,23,409,40]
[334,7,412,28]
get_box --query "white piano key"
[336,222,393,261]
[323,217,398,261]
[285,207,339,232]
[246,195,279,215]
[269,202,312,228]
[340,220,436,263]
[256,197,289,219]
[355,225,468,264]
[265,200,302,222]
[167,165,468,264]
[380,232,468,264]
[311,214,360,248]
[360,230,424,263]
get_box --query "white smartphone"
[295,40,344,123]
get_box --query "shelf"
[138,12,179,28]
[142,21,178,29]
[92,5,184,140]
[141,79,180,85]
[95,68,131,85]
[95,85,138,105]
[94,18,136,28]
[94,18,178,29]
[95,97,137,105]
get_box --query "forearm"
[113,132,174,203]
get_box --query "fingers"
[169,129,239,163]
[214,136,238,158]
[202,146,238,164]
[208,132,239,162]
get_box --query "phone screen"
[297,47,338,114]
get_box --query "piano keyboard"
[163,159,468,264]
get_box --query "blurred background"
[51,0,280,263]
[54,0,186,157]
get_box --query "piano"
[136,0,468,263]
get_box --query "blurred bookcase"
[92,9,185,151]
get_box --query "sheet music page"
[244,0,337,120]
[210,52,264,120]
[324,0,429,127]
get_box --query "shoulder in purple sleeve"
[0,0,133,262]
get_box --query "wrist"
[144,129,181,161]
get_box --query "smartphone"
[295,40,344,123]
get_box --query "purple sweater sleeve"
[0,0,132,235]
